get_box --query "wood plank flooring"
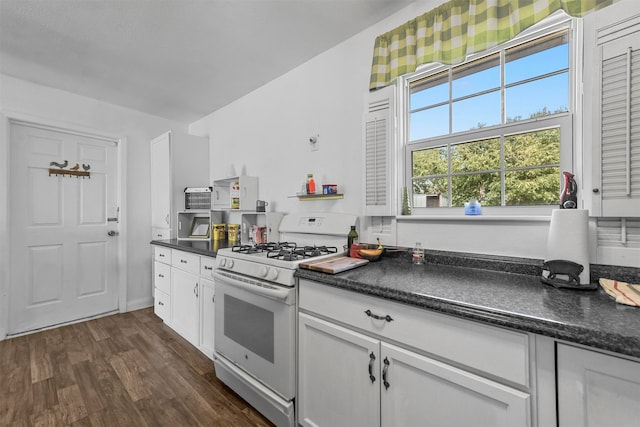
[0,308,274,426]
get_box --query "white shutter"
[364,86,395,216]
[596,17,640,216]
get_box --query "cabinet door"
[298,313,380,427]
[200,278,215,359]
[380,342,530,427]
[557,343,640,427]
[150,132,171,232]
[171,268,199,345]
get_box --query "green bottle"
[347,226,359,256]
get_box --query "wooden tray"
[299,255,369,274]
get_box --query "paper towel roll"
[544,209,590,284]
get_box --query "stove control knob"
[267,268,279,281]
[219,258,226,268]
[258,266,268,277]
[227,259,234,269]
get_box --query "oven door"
[213,270,296,400]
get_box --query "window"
[403,18,575,213]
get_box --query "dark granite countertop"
[151,238,232,257]
[150,239,640,359]
[295,253,640,360]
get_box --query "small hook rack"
[48,168,91,178]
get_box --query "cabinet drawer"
[171,249,200,275]
[154,246,171,264]
[154,289,171,321]
[201,256,215,279]
[299,279,530,388]
[154,262,171,294]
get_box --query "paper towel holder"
[541,260,597,290]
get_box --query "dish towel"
[599,278,640,307]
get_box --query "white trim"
[125,297,154,312]
[0,112,9,339]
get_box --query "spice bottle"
[306,173,316,194]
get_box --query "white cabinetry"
[212,176,258,211]
[170,249,200,345]
[584,3,640,216]
[298,280,531,427]
[150,131,209,239]
[153,246,172,321]
[557,343,640,427]
[199,256,216,359]
[152,245,216,358]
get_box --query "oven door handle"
[213,270,294,304]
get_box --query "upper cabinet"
[150,131,209,239]
[363,85,396,216]
[584,3,640,217]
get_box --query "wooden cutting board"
[299,255,369,274]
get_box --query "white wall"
[189,0,561,261]
[0,74,187,336]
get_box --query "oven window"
[224,294,275,363]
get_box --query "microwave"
[184,187,212,210]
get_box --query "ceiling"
[0,0,414,123]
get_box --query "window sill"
[397,214,552,222]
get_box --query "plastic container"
[306,174,316,194]
[464,199,482,215]
[322,184,337,195]
[412,242,424,265]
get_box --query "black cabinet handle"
[382,357,390,390]
[364,309,393,322]
[368,352,376,383]
[204,266,213,270]
[181,259,187,264]
[158,274,164,278]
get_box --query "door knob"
[107,230,119,236]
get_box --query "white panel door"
[557,343,640,427]
[9,123,119,334]
[298,312,380,427]
[380,342,531,427]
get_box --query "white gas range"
[213,212,358,426]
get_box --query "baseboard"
[126,296,153,312]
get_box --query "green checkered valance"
[369,0,616,90]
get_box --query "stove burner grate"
[266,245,338,261]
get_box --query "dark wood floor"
[0,307,274,426]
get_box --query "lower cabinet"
[152,245,216,357]
[200,277,215,358]
[298,287,531,427]
[557,343,640,427]
[171,268,200,345]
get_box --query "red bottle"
[306,173,316,194]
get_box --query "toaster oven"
[184,187,212,210]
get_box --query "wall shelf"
[292,193,344,201]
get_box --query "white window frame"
[397,13,581,218]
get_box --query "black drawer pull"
[204,266,213,270]
[364,309,393,322]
